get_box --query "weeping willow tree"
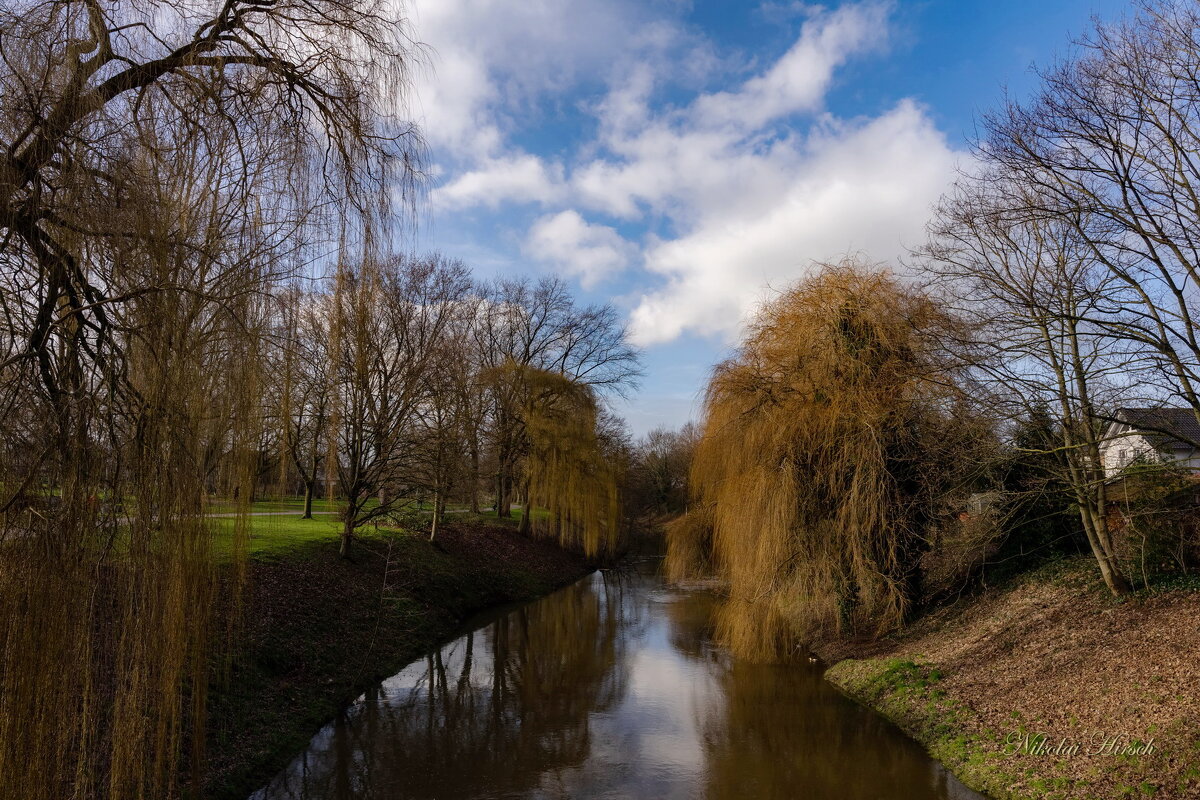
[0,136,268,799]
[485,362,623,558]
[664,505,716,583]
[0,0,422,796]
[667,262,974,659]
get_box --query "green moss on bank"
[199,519,591,800]
[827,658,1023,799]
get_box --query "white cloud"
[524,211,634,288]
[691,1,891,130]
[414,0,689,211]
[411,0,667,160]
[628,101,958,344]
[435,155,564,210]
[411,0,962,346]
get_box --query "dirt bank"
[200,519,592,799]
[824,558,1200,800]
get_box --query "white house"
[1100,407,1200,477]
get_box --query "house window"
[1119,448,1128,464]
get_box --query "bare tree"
[920,171,1135,595]
[278,287,334,518]
[629,423,700,518]
[329,254,471,558]
[982,1,1200,433]
[474,276,641,519]
[410,336,472,541]
[453,301,491,514]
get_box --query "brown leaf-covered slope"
[826,559,1200,800]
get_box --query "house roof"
[1112,407,1200,448]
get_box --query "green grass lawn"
[210,514,347,559]
[474,506,550,521]
[209,510,480,560]
[203,495,525,517]
[204,496,347,515]
[205,499,547,560]
[203,496,456,515]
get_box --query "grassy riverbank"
[822,557,1200,800]
[199,515,592,800]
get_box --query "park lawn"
[203,496,346,515]
[208,509,483,560]
[202,496,466,516]
[203,495,532,520]
[475,506,552,522]
[210,514,345,559]
[205,502,554,561]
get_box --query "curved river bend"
[251,563,986,800]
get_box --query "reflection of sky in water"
[537,647,713,798]
[250,568,988,800]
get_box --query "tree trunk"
[302,481,314,519]
[340,514,354,559]
[496,469,511,518]
[430,488,441,541]
[469,447,480,514]
[1078,497,1130,596]
[518,495,532,536]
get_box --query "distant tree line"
[270,260,640,559]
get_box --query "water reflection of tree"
[662,589,718,661]
[695,659,967,800]
[254,575,633,799]
[658,589,969,800]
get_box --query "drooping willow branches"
[667,261,978,659]
[0,1,424,797]
[485,362,624,559]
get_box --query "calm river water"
[250,562,987,800]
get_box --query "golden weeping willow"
[0,0,422,793]
[667,262,967,659]
[0,176,263,798]
[488,362,622,558]
[663,505,716,583]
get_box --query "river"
[250,562,986,800]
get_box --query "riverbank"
[199,517,592,799]
[822,557,1200,800]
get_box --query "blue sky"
[406,0,1129,437]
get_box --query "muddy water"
[250,563,987,800]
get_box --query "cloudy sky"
[405,0,1124,436]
